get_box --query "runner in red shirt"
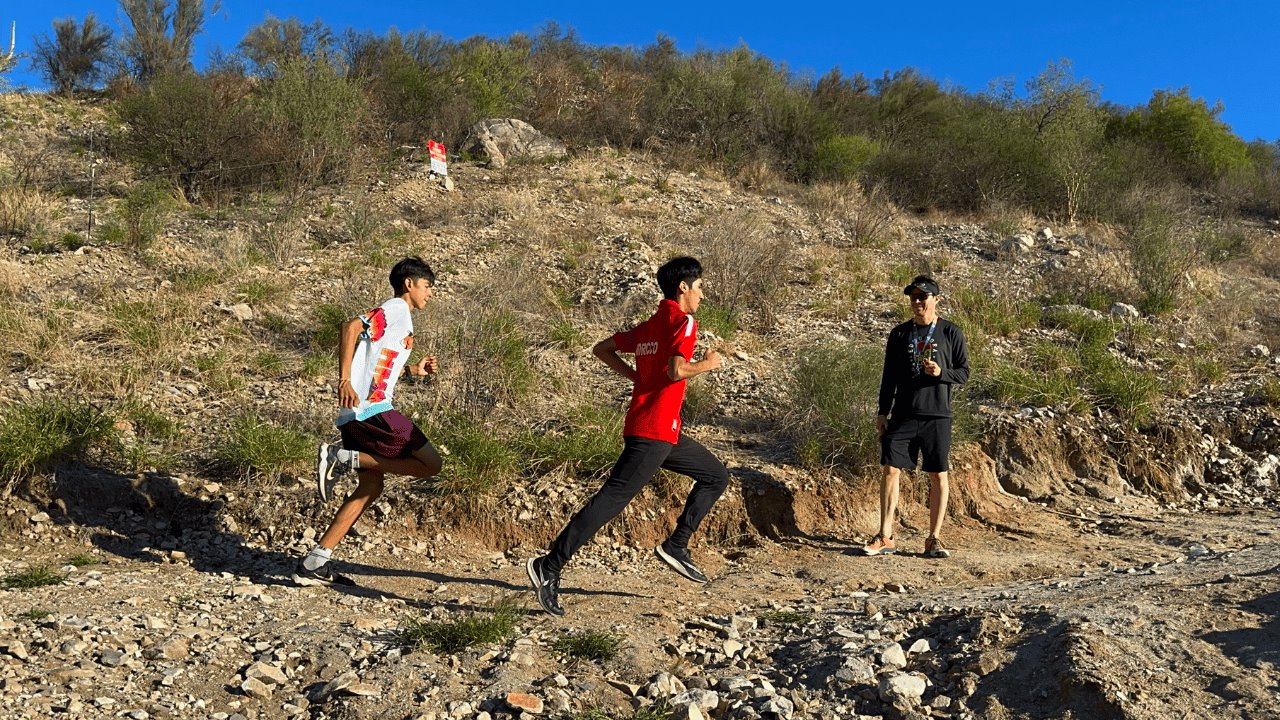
[526,257,728,616]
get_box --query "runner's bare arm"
[593,337,639,383]
[668,350,722,381]
[337,317,363,407]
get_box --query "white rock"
[879,672,928,704]
[876,642,908,669]
[1108,302,1140,319]
[908,638,934,654]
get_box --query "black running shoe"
[315,443,342,503]
[525,556,564,616]
[292,559,355,587]
[655,541,708,584]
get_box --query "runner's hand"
[339,379,359,408]
[875,415,887,436]
[412,355,438,376]
[702,350,723,371]
[922,359,942,377]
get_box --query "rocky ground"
[2,487,1278,720]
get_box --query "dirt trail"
[2,483,1277,720]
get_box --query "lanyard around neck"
[911,321,937,374]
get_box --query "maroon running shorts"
[339,409,429,459]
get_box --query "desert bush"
[787,341,883,471]
[695,302,739,340]
[0,186,59,239]
[802,182,899,248]
[119,0,208,83]
[418,410,520,496]
[250,210,307,267]
[810,134,880,182]
[398,596,521,654]
[1,566,68,589]
[982,344,1090,413]
[238,15,334,77]
[254,58,370,188]
[948,288,1041,338]
[692,211,791,331]
[115,72,258,201]
[554,630,622,662]
[0,399,115,489]
[31,14,113,95]
[516,404,622,479]
[1119,201,1200,314]
[1111,89,1253,187]
[645,45,827,178]
[450,37,531,119]
[984,310,1161,425]
[116,181,174,253]
[217,414,314,481]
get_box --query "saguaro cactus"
[1,22,16,73]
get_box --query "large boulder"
[464,118,567,168]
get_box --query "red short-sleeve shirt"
[612,299,697,443]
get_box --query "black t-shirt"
[877,317,970,418]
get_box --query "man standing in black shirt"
[858,275,969,559]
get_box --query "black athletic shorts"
[879,416,952,473]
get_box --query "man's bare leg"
[878,465,902,540]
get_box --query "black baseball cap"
[903,275,940,296]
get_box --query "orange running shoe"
[856,535,896,556]
[924,536,952,558]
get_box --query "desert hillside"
[2,91,1279,720]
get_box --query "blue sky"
[5,1,1278,141]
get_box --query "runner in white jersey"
[293,257,444,587]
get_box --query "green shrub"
[120,402,180,440]
[1258,378,1280,407]
[218,414,314,480]
[949,288,1041,337]
[788,342,884,470]
[1113,89,1252,186]
[16,608,51,621]
[398,596,521,654]
[419,411,521,496]
[115,72,258,201]
[311,303,354,349]
[110,301,172,353]
[117,181,174,253]
[303,352,333,378]
[2,565,68,589]
[516,405,623,479]
[0,400,115,486]
[472,311,535,399]
[811,134,880,181]
[1079,346,1159,426]
[66,553,98,567]
[694,211,792,331]
[554,630,621,662]
[695,302,739,340]
[451,39,531,119]
[236,278,284,304]
[255,59,370,187]
[761,610,811,626]
[984,352,1089,413]
[170,266,225,292]
[1042,307,1118,349]
[549,318,586,349]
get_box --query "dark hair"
[657,256,703,300]
[389,256,436,294]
